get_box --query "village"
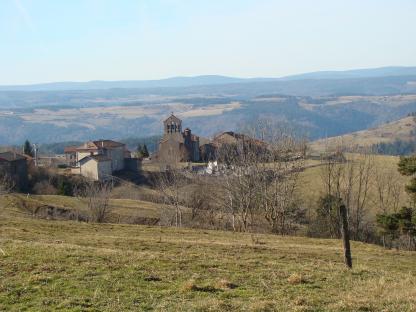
[3,1,416,310]
[0,114,263,188]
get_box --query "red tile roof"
[64,146,78,153]
[0,151,27,162]
[68,140,125,152]
[78,154,111,164]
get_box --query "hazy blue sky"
[1,0,415,84]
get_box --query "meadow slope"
[310,116,416,153]
[1,197,415,311]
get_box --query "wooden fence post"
[339,204,352,268]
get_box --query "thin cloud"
[13,0,35,31]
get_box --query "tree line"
[2,122,415,251]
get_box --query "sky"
[1,0,415,85]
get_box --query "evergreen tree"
[312,194,342,238]
[398,156,416,203]
[136,144,144,158]
[57,179,73,196]
[23,140,34,157]
[376,213,400,247]
[376,156,416,249]
[142,144,149,158]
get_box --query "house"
[65,139,136,181]
[77,155,112,181]
[74,140,126,172]
[64,146,78,167]
[156,114,200,163]
[212,131,266,147]
[0,151,29,191]
[200,131,268,162]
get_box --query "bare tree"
[184,176,222,228]
[319,146,375,240]
[0,175,14,195]
[346,152,374,240]
[75,181,113,223]
[217,118,307,233]
[217,136,263,231]
[252,119,307,234]
[155,167,189,227]
[373,166,402,214]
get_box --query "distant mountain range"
[1,66,416,147]
[1,66,416,92]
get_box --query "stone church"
[157,114,200,163]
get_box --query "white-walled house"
[65,140,133,181]
[78,155,112,181]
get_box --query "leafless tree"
[319,146,375,240]
[155,166,190,227]
[75,181,113,223]
[217,137,263,231]
[0,174,14,195]
[250,119,307,234]
[184,176,222,228]
[373,166,402,214]
[217,118,307,233]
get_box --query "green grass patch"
[1,201,415,311]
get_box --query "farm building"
[65,140,137,181]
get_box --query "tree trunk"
[339,204,352,268]
[175,205,178,227]
[232,214,236,232]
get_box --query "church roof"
[164,113,181,124]
[213,132,266,147]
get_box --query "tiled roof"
[64,146,78,153]
[70,140,125,152]
[213,132,266,147]
[0,151,27,162]
[92,140,125,149]
[79,154,111,164]
[164,114,181,123]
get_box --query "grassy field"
[310,116,416,153]
[0,193,169,226]
[1,197,416,311]
[13,153,409,226]
[299,154,410,218]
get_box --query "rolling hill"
[1,66,415,91]
[1,66,416,145]
[280,66,416,81]
[310,115,416,152]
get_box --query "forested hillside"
[1,79,416,144]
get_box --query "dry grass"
[1,197,416,311]
[2,193,166,224]
[287,273,307,285]
[298,153,410,218]
[310,116,416,152]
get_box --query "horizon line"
[1,64,415,87]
